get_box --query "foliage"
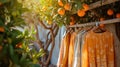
[0,0,45,67]
[18,0,120,26]
[18,0,85,26]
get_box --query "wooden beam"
[69,18,120,28]
[72,0,119,14]
[89,0,119,10]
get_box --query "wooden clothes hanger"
[74,25,93,34]
[93,22,106,33]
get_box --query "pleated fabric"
[57,32,71,67]
[73,30,87,67]
[68,32,76,67]
[82,30,115,67]
[57,37,64,67]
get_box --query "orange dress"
[57,38,64,67]
[68,32,76,67]
[57,32,71,67]
[82,30,115,67]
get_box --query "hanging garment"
[106,24,120,67]
[115,23,120,41]
[57,38,64,67]
[57,32,71,67]
[73,30,87,67]
[82,30,115,67]
[68,32,76,67]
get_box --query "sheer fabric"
[57,32,71,67]
[82,30,115,67]
[68,32,76,67]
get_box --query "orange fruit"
[47,20,52,25]
[58,0,64,6]
[107,9,114,16]
[58,8,65,15]
[0,45,3,51]
[116,13,120,18]
[82,3,89,11]
[70,21,75,25]
[100,17,105,21]
[16,42,22,48]
[0,27,4,32]
[64,3,71,11]
[99,24,105,28]
[77,9,86,17]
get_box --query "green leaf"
[0,19,4,26]
[9,45,14,56]
[20,53,27,62]
[11,54,19,64]
[2,45,8,55]
[0,35,3,43]
[0,0,10,4]
[31,64,40,67]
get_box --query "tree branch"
[34,23,43,48]
[22,12,59,66]
[45,24,59,50]
[38,19,51,30]
[46,31,50,44]
[39,24,59,66]
[45,29,54,65]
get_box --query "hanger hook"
[96,22,99,27]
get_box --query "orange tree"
[17,0,90,66]
[0,0,45,67]
[19,0,120,26]
[18,0,120,66]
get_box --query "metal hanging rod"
[69,18,120,28]
[69,0,120,28]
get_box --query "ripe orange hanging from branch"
[100,17,105,21]
[99,24,105,28]
[64,3,71,11]
[0,27,5,32]
[77,9,86,17]
[0,45,3,51]
[82,3,89,11]
[16,42,22,48]
[107,9,114,16]
[70,21,75,25]
[58,8,65,15]
[99,17,105,28]
[58,0,64,6]
[116,13,120,18]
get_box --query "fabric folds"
[73,30,86,67]
[82,30,115,67]
[68,32,76,67]
[57,29,115,67]
[57,32,71,67]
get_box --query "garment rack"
[69,18,120,28]
[69,0,120,28]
